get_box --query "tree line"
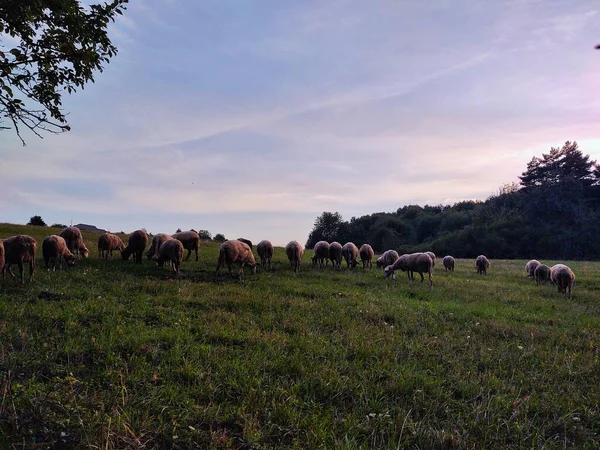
[306,141,600,260]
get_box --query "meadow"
[1,223,599,449]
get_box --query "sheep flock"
[0,227,580,298]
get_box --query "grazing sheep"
[342,242,359,269]
[534,264,551,286]
[376,250,400,269]
[442,255,455,272]
[475,255,490,275]
[525,260,541,278]
[172,230,200,261]
[257,240,274,269]
[425,251,436,268]
[328,241,343,270]
[98,232,126,259]
[59,226,89,258]
[0,241,4,275]
[312,241,330,268]
[122,230,149,264]
[359,244,375,270]
[384,252,433,287]
[550,264,575,298]
[42,235,76,271]
[237,238,253,251]
[146,233,173,260]
[1,235,37,285]
[285,241,304,273]
[215,239,256,280]
[156,239,184,275]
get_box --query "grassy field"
[1,223,599,449]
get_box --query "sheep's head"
[80,247,90,258]
[383,265,394,278]
[65,254,76,266]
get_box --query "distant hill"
[73,223,106,233]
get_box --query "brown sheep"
[525,260,541,278]
[42,235,76,271]
[156,239,184,275]
[59,226,89,258]
[384,252,433,287]
[215,239,256,280]
[442,255,455,272]
[534,264,551,286]
[359,244,374,270]
[146,233,173,260]
[342,242,359,269]
[328,241,343,270]
[172,230,200,261]
[122,230,149,264]
[550,264,575,298]
[312,241,330,268]
[2,235,37,285]
[475,255,490,275]
[285,241,304,272]
[376,250,399,269]
[98,232,125,259]
[257,240,274,269]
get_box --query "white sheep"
[328,241,343,270]
[342,242,359,269]
[425,251,436,268]
[1,235,37,285]
[285,241,304,273]
[172,230,200,261]
[122,230,149,264]
[257,240,274,269]
[215,239,256,280]
[475,255,490,275]
[42,235,76,271]
[98,232,126,259]
[384,252,433,287]
[534,264,551,286]
[156,239,184,275]
[442,255,455,272]
[525,260,541,278]
[59,226,89,258]
[359,244,374,270]
[376,250,399,269]
[146,233,173,260]
[312,241,330,269]
[550,264,575,298]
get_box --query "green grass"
[1,223,599,449]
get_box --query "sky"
[1,0,599,246]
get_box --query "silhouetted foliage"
[213,233,226,243]
[305,141,600,260]
[50,223,67,228]
[27,215,47,226]
[198,230,212,240]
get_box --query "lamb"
[342,242,359,269]
[257,240,274,269]
[376,250,399,269]
[359,244,374,270]
[534,264,551,286]
[146,233,173,260]
[156,239,184,275]
[122,229,149,264]
[425,251,436,268]
[328,241,343,270]
[312,241,330,268]
[442,255,455,272]
[550,264,575,298]
[475,255,490,275]
[59,226,89,258]
[172,230,200,261]
[384,252,433,287]
[215,239,256,280]
[525,260,541,278]
[237,238,253,251]
[98,232,126,259]
[285,240,304,273]
[1,235,37,285]
[42,235,76,271]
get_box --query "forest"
[306,141,600,260]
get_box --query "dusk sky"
[1,0,599,246]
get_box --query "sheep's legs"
[185,249,191,261]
